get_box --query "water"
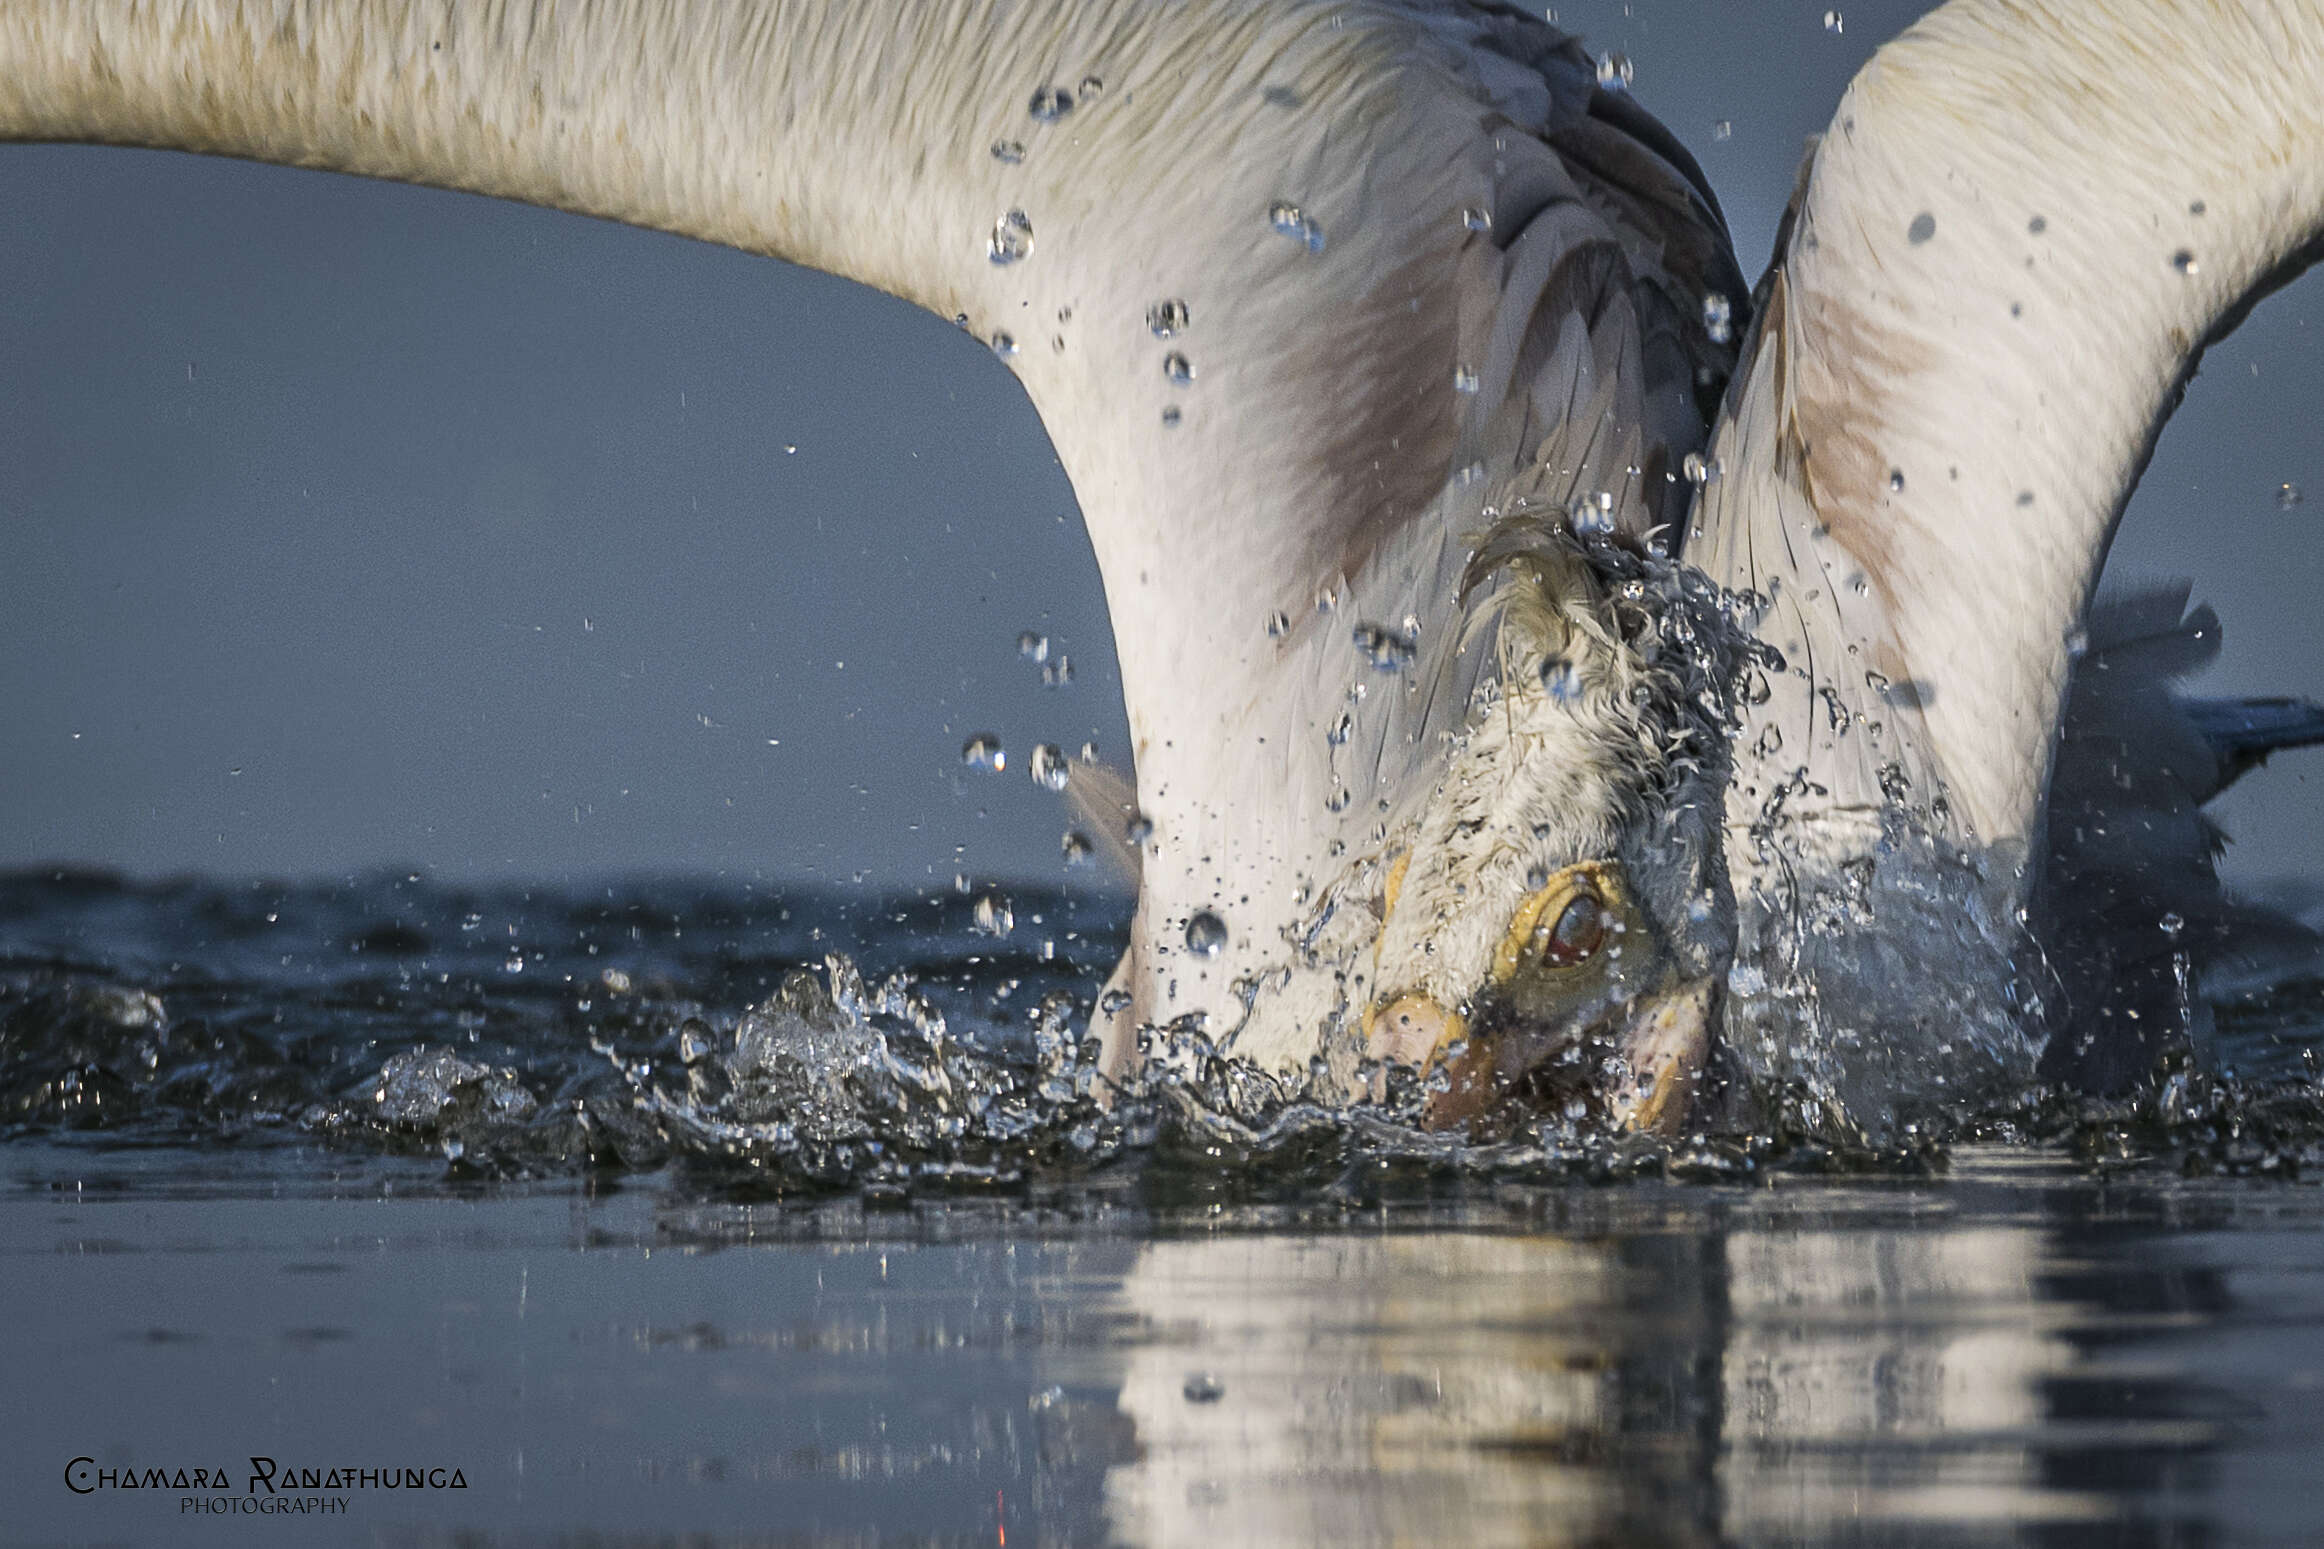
[7,872,2324,1544]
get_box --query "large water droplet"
[1702,293,1733,344]
[1712,119,1732,141]
[1568,492,1617,536]
[1041,655,1074,688]
[1822,9,1844,32]
[960,733,1006,772]
[1326,710,1352,747]
[1460,205,1492,233]
[1125,812,1154,847]
[2173,248,2199,275]
[1029,86,1074,122]
[1060,830,1094,867]
[1682,451,1711,485]
[2279,482,2305,510]
[1160,406,1182,428]
[973,893,1015,936]
[1146,298,1189,338]
[991,139,1025,165]
[989,331,1018,358]
[1453,364,1479,395]
[988,209,1034,265]
[1595,52,1633,90]
[1265,610,1291,638]
[1018,630,1049,662]
[1755,723,1784,757]
[1162,352,1195,386]
[1184,911,1229,957]
[1540,659,1582,702]
[1268,201,1326,254]
[1077,75,1105,100]
[1029,743,1070,791]
[1352,622,1417,672]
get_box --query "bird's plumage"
[4,0,2320,1121]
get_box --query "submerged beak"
[1367,863,1716,1136]
[1370,978,1713,1137]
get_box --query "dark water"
[6,873,2324,1546]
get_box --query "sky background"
[3,0,2321,892]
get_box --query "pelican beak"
[1369,977,1713,1136]
[1367,863,1716,1136]
[1602,978,1713,1135]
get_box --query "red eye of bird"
[1537,893,1606,967]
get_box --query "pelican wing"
[0,1,1748,1043]
[1691,0,2324,874]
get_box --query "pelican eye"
[1533,892,1606,967]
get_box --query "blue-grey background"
[2,0,2318,889]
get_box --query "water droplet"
[1352,622,1417,671]
[1162,352,1195,386]
[2172,248,2199,275]
[1702,292,1733,344]
[974,893,1015,936]
[1061,830,1094,866]
[1029,86,1074,122]
[1100,988,1134,1016]
[1755,724,1784,757]
[1712,119,1732,141]
[2159,911,2185,938]
[1182,1371,1227,1403]
[1030,743,1070,791]
[678,1023,714,1064]
[1453,461,1486,489]
[960,734,1006,772]
[988,208,1034,265]
[1184,911,1229,957]
[1323,786,1352,813]
[1266,610,1291,638]
[504,950,524,974]
[1160,406,1182,428]
[1907,212,1936,245]
[1568,492,1617,536]
[1041,655,1074,687]
[1146,298,1189,338]
[1460,205,1492,233]
[1822,9,1843,32]
[1327,710,1353,747]
[1888,468,1905,492]
[989,331,1018,358]
[1125,812,1154,847]
[1682,451,1710,485]
[2064,626,2090,661]
[1595,51,1633,90]
[1540,659,1582,701]
[2278,482,2304,510]
[990,139,1025,164]
[1268,201,1326,253]
[1077,75,1104,99]
[2029,214,2047,234]
[1018,630,1049,662]
[1453,364,1479,395]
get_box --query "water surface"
[5,874,2323,1546]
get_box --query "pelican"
[5,0,2319,1135]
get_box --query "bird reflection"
[1088,1168,2234,1547]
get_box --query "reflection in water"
[5,1149,2316,1546]
[1085,1157,2280,1547]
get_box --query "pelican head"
[1359,527,1737,1136]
